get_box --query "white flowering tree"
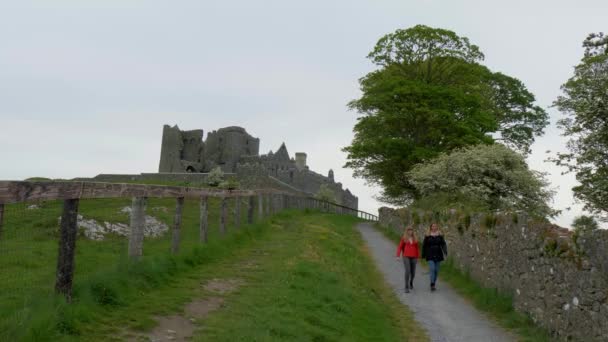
[407,144,556,218]
[207,166,224,187]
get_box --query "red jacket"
[396,238,420,258]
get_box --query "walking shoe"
[405,288,410,293]
[410,281,414,289]
[431,283,436,291]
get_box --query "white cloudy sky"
[1,0,606,228]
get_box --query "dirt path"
[357,223,514,342]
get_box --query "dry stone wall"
[379,207,608,341]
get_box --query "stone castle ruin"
[157,125,358,209]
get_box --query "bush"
[315,184,338,203]
[207,167,224,187]
[407,144,556,218]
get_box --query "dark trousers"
[402,257,417,289]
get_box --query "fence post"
[171,197,184,254]
[220,196,227,235]
[55,198,79,301]
[247,196,254,224]
[257,193,264,219]
[0,203,4,239]
[234,196,241,229]
[128,197,146,259]
[265,194,271,216]
[200,195,208,243]
[270,194,275,215]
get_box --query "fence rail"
[0,181,378,302]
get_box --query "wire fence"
[0,181,377,335]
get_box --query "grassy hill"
[0,197,426,341]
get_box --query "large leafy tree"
[407,144,556,218]
[553,32,608,220]
[344,25,548,203]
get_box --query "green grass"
[374,223,552,342]
[194,212,427,341]
[0,195,254,341]
[1,200,426,341]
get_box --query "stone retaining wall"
[379,207,608,341]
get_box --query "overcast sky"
[1,0,606,228]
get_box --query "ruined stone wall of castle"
[234,162,358,209]
[378,207,608,341]
[271,168,358,209]
[156,124,358,209]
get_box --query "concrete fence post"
[220,196,227,235]
[171,197,184,254]
[247,196,254,224]
[200,195,208,243]
[55,198,79,301]
[234,196,241,229]
[128,197,146,259]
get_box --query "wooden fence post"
[220,196,227,235]
[55,198,79,301]
[270,194,275,215]
[171,197,184,254]
[234,196,241,229]
[265,194,271,216]
[247,196,254,224]
[257,193,264,219]
[0,203,4,239]
[128,197,146,259]
[200,196,208,243]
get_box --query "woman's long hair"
[402,226,418,243]
[426,223,442,236]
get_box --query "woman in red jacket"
[395,226,420,293]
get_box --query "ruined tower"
[295,152,307,170]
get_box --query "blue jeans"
[428,260,441,284]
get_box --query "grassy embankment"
[375,223,552,342]
[1,194,426,341]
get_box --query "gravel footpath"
[357,223,514,342]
